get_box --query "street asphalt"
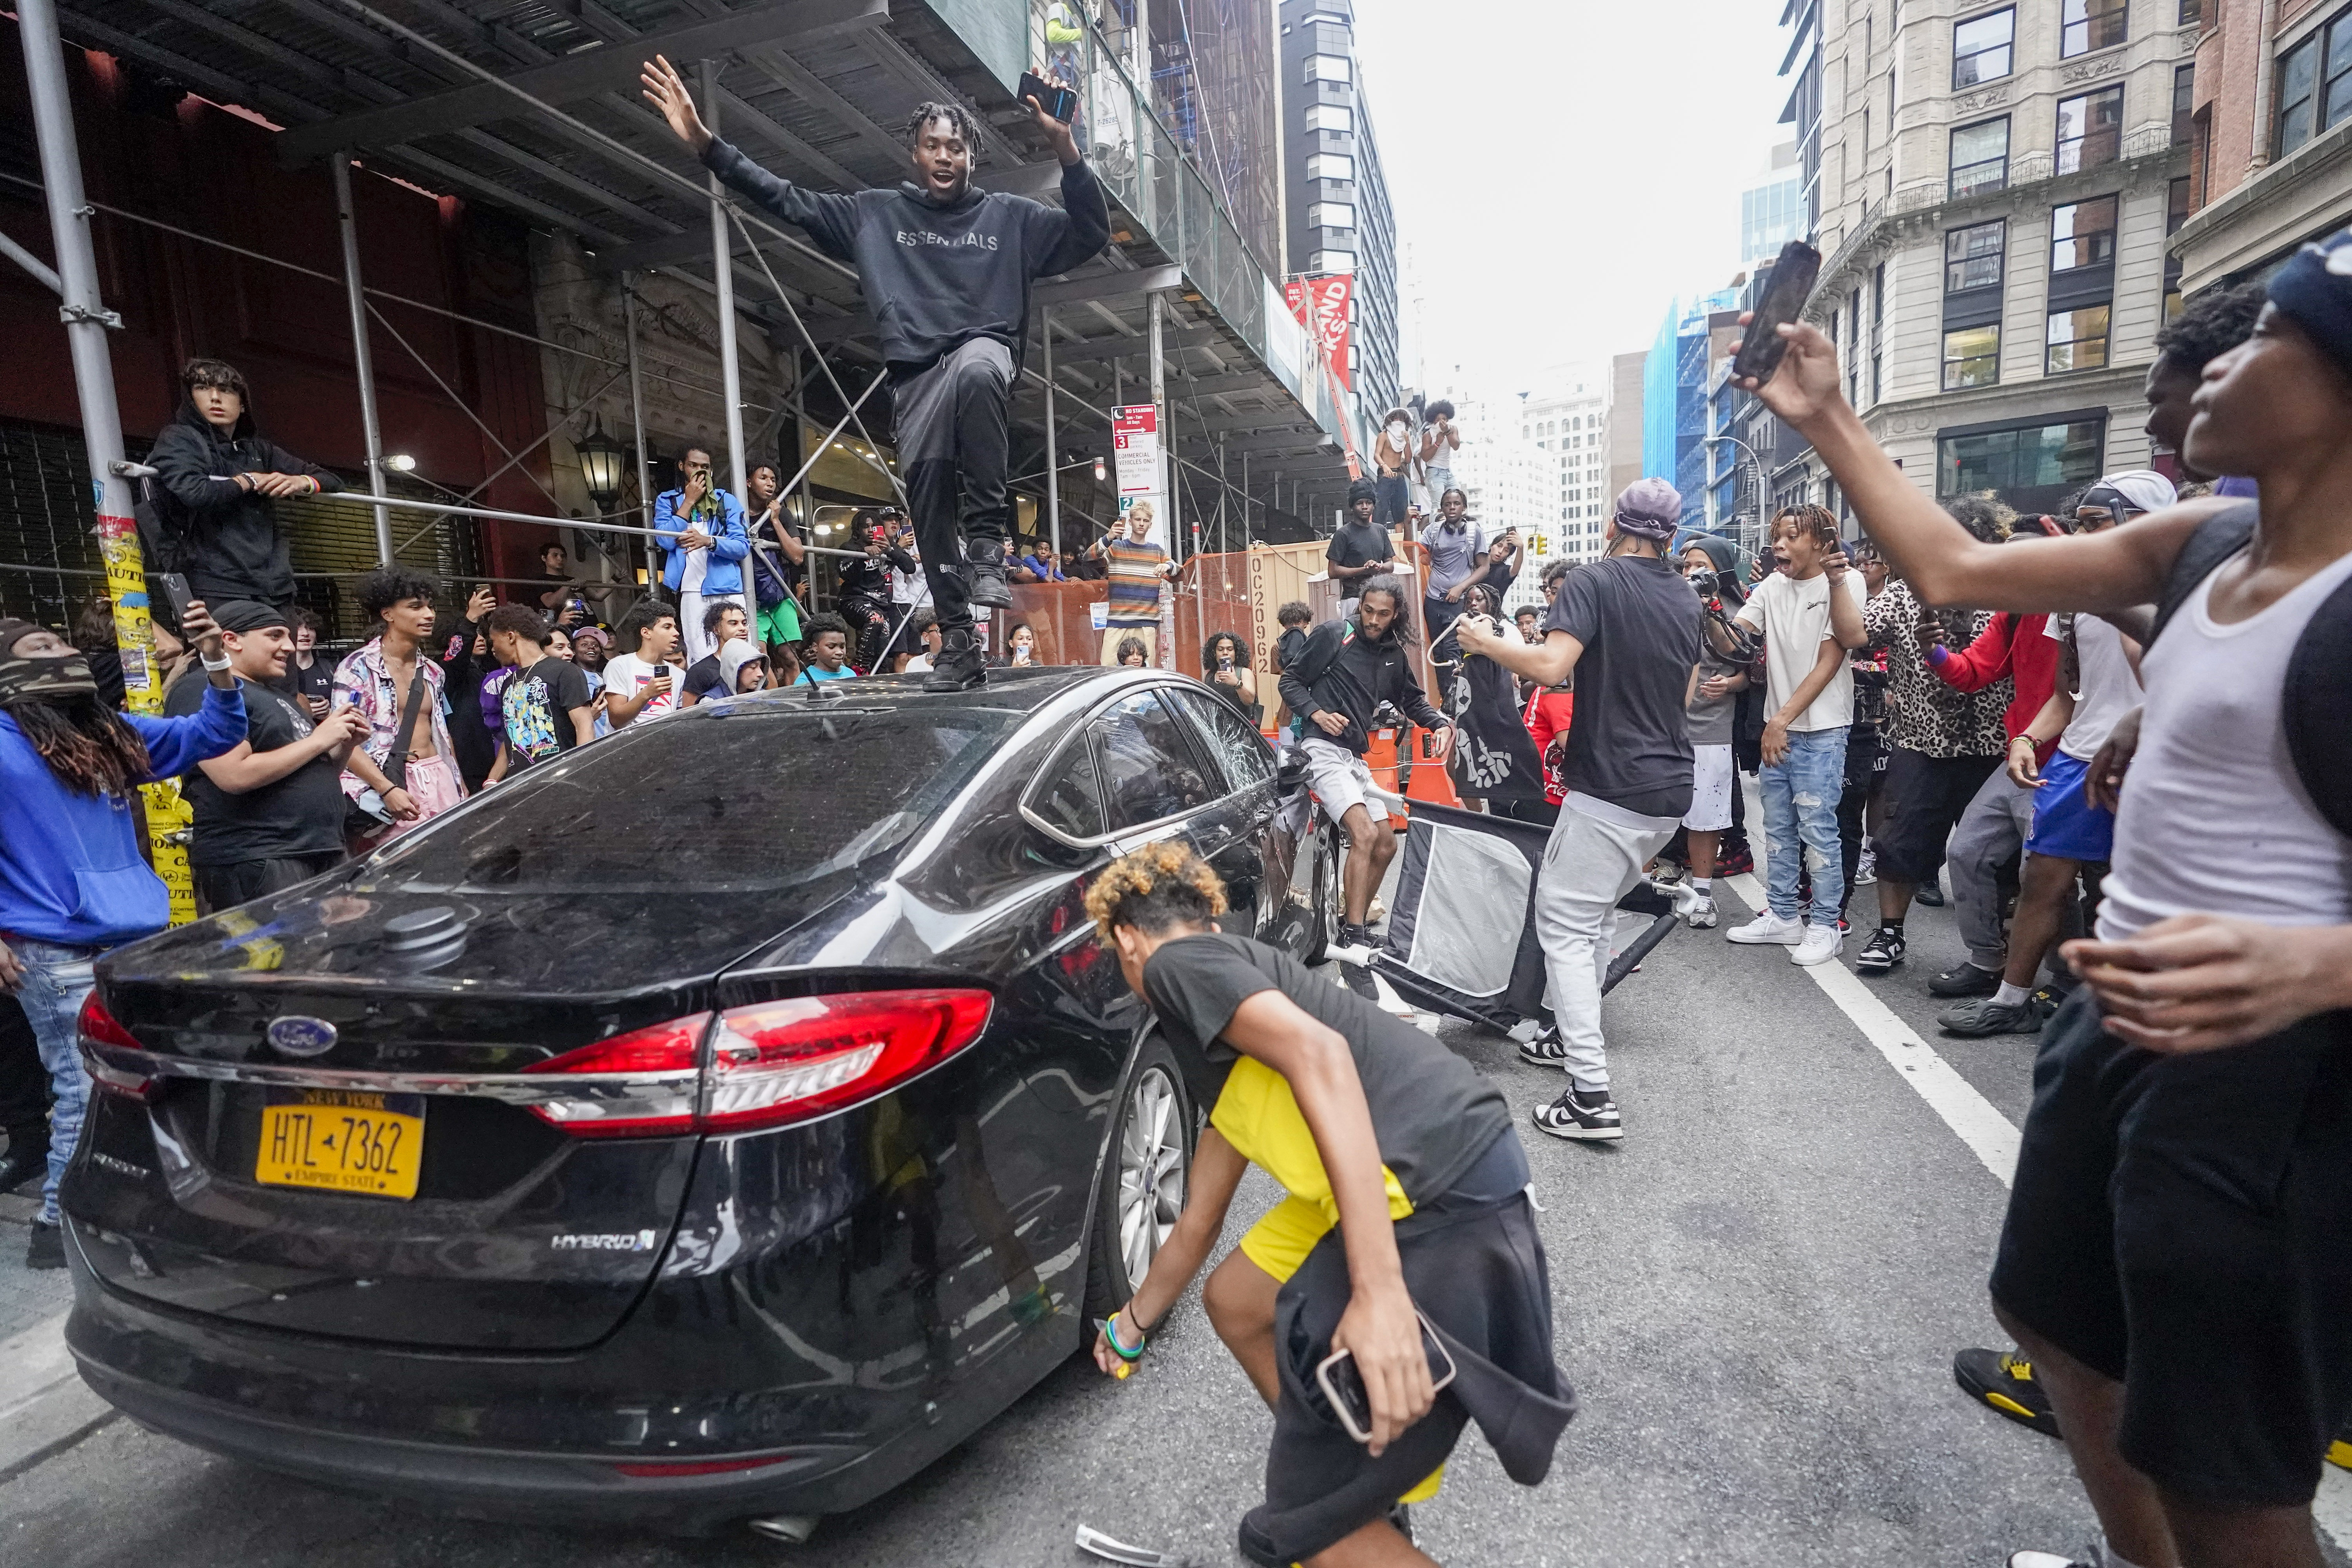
[4,863,2345,1568]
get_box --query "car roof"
[707,665,1189,719]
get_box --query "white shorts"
[1684,743,1734,832]
[1301,736,1390,825]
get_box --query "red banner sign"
[1284,274,1354,391]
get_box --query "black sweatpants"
[194,851,344,916]
[1837,723,1888,920]
[894,338,1013,632]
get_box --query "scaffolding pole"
[622,270,653,583]
[1043,305,1061,561]
[703,59,747,508]
[332,154,396,564]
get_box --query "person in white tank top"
[1737,227,2352,1568]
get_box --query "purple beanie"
[1613,478,1684,541]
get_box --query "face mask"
[0,651,100,707]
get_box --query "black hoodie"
[145,396,341,607]
[702,139,1110,378]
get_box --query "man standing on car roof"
[642,54,1109,695]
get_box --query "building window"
[1308,249,1356,274]
[2180,0,2202,23]
[1939,418,2105,500]
[1950,116,2011,196]
[1945,219,2007,291]
[2061,0,2128,57]
[1953,7,2015,87]
[2277,11,2352,157]
[1305,152,1354,182]
[2056,85,2125,174]
[1943,326,2002,389]
[1303,102,1353,134]
[1307,202,1356,230]
[1303,53,1351,84]
[2046,305,2112,373]
[2173,63,2196,146]
[2049,196,2118,270]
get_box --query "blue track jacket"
[0,682,248,947]
[653,487,751,597]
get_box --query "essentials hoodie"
[145,396,341,606]
[701,139,1111,377]
[0,683,249,946]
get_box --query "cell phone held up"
[1730,239,1824,386]
[1018,71,1079,123]
[156,572,195,634]
[1314,1311,1458,1446]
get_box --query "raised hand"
[640,54,713,155]
[1733,316,1844,429]
[1022,63,1081,165]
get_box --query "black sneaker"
[1937,996,2042,1037]
[920,626,987,692]
[1855,926,1907,974]
[1929,962,2003,998]
[1915,882,1946,907]
[1532,1086,1622,1143]
[1954,1347,2060,1438]
[27,1220,65,1270]
[1517,1025,1567,1067]
[964,541,1012,610]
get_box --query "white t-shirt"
[1735,570,1866,733]
[904,653,933,672]
[2048,613,2142,761]
[891,539,926,606]
[2100,545,2352,939]
[601,652,677,722]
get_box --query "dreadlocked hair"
[5,693,150,797]
[1084,843,1229,942]
[906,100,981,149]
[1770,503,1841,550]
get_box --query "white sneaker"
[1791,924,1844,966]
[1682,897,1719,930]
[1726,911,1805,946]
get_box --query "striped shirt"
[1104,537,1168,626]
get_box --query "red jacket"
[1928,612,2058,763]
[1523,688,1575,805]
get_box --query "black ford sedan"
[60,668,1342,1537]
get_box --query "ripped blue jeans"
[1760,726,1849,926]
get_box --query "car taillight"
[524,990,992,1139]
[78,993,156,1102]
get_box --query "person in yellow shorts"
[1084,844,1573,1568]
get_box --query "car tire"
[1301,823,1343,967]
[1082,1035,1194,1321]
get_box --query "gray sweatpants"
[1948,766,2037,973]
[1532,803,1677,1092]
[894,337,1013,632]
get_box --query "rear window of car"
[366,703,1020,893]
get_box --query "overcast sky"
[1348,0,1793,401]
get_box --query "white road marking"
[1722,871,2352,1550]
[1722,873,2019,1188]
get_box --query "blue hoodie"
[0,682,249,947]
[653,485,751,597]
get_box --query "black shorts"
[1875,747,1999,884]
[193,852,344,916]
[1990,989,2352,1507]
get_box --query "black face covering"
[0,650,100,708]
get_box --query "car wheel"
[1083,1037,1193,1319]
[1303,823,1343,967]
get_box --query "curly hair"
[1769,503,1841,550]
[356,566,442,626]
[1941,491,2014,543]
[1199,629,1250,675]
[906,99,981,149]
[1084,842,1229,941]
[2155,279,2265,376]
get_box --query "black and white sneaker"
[1517,1025,1567,1067]
[1532,1086,1622,1143]
[964,540,1012,610]
[1854,925,1907,974]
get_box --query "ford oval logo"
[266,1016,338,1058]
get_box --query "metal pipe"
[1043,304,1061,561]
[703,59,748,507]
[622,271,655,587]
[1151,290,1174,562]
[332,154,395,564]
[0,227,61,294]
[2249,0,2283,172]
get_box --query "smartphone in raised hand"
[1018,71,1078,122]
[1731,240,1824,385]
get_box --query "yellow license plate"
[255,1089,425,1200]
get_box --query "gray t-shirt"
[1686,642,1745,748]
[1422,517,1485,599]
[1541,554,1703,819]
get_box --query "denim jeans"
[1760,726,1849,926]
[11,938,106,1224]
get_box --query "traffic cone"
[1403,727,1459,810]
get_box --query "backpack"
[2148,501,2352,839]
